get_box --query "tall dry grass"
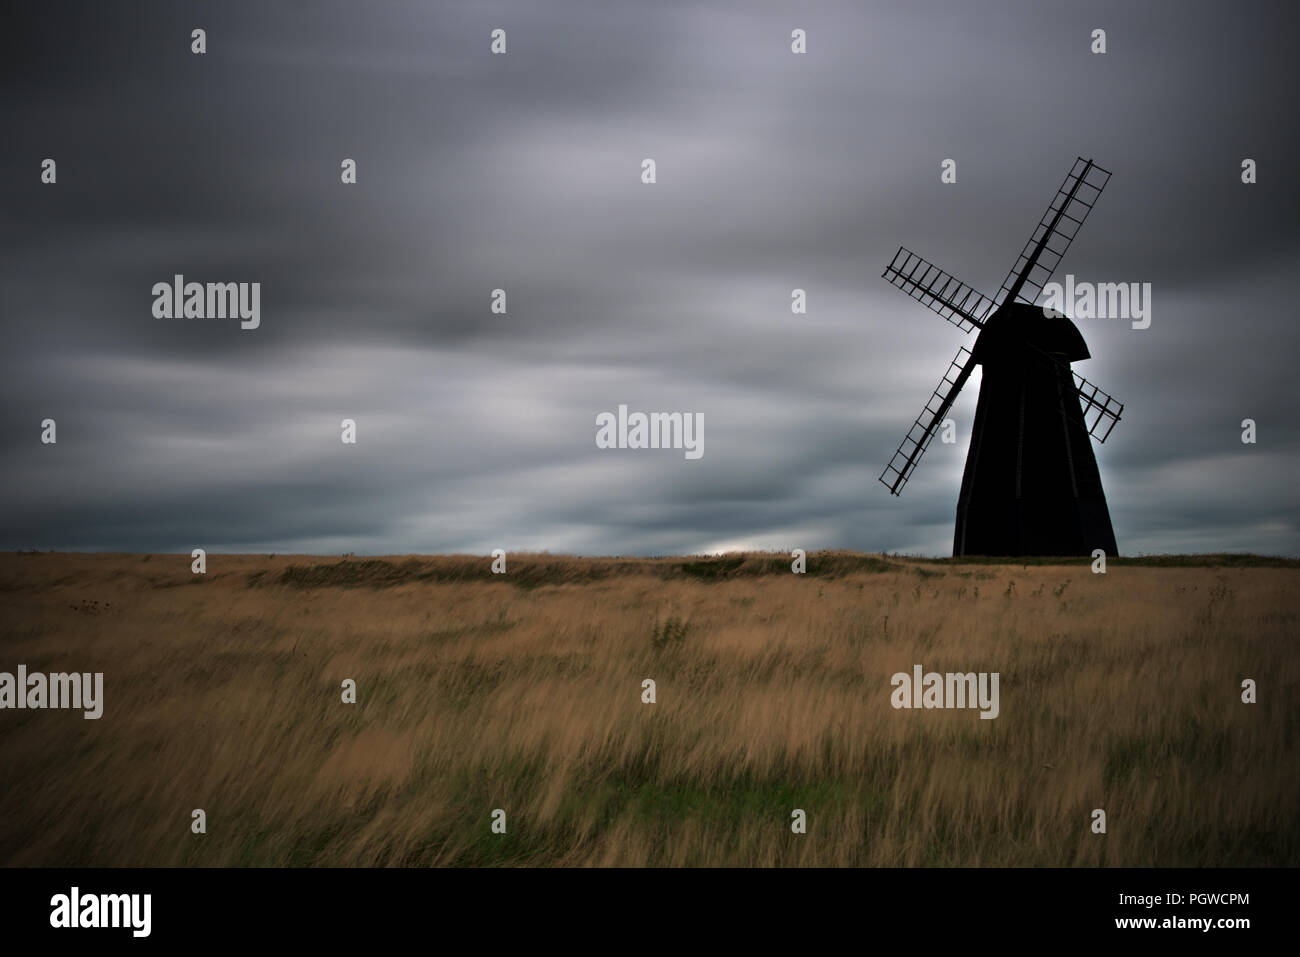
[0,551,1295,866]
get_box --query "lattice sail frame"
[1072,370,1123,442]
[882,247,996,334]
[879,347,975,496]
[996,157,1112,308]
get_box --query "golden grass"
[0,551,1295,866]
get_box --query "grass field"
[0,550,1296,866]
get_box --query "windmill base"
[954,496,1117,558]
[953,330,1119,558]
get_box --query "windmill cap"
[972,302,1090,363]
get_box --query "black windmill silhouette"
[879,157,1122,557]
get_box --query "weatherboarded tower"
[952,303,1117,556]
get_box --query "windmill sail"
[879,346,976,495]
[882,247,996,334]
[996,157,1111,308]
[1072,371,1123,441]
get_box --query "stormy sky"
[2,0,1297,556]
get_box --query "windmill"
[878,157,1122,557]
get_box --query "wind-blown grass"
[0,551,1295,866]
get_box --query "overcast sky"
[2,0,1297,556]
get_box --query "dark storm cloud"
[2,0,1298,556]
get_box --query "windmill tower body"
[878,157,1124,558]
[953,304,1118,556]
